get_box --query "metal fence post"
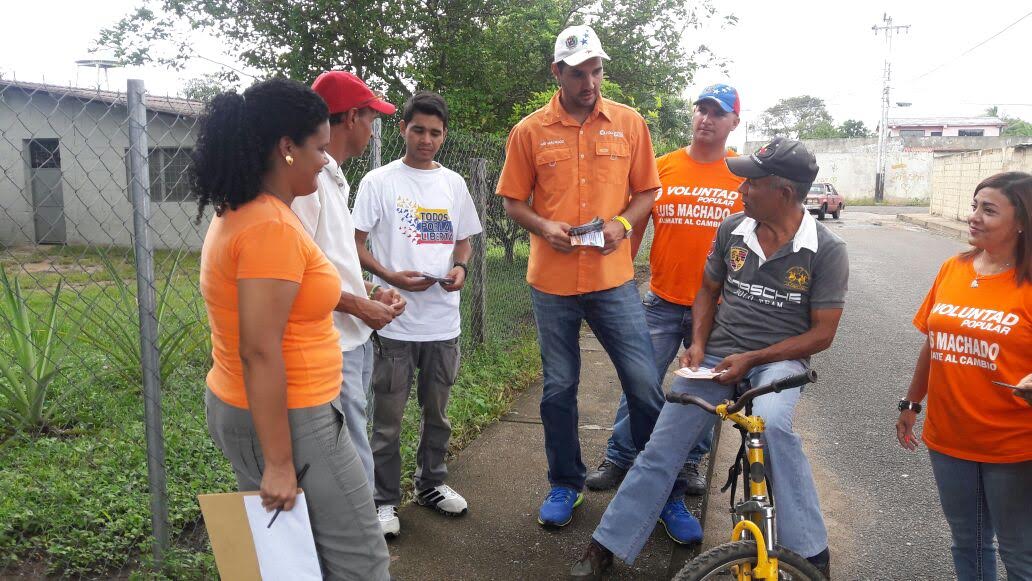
[127,78,169,563]
[469,158,488,348]
[370,117,382,170]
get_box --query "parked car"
[805,182,844,220]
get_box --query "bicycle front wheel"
[673,540,825,581]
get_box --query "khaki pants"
[205,388,390,581]
[371,336,460,506]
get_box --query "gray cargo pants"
[370,335,460,506]
[205,388,390,580]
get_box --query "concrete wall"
[743,136,1032,201]
[0,88,206,250]
[929,145,1032,221]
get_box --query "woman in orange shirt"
[192,78,390,580]
[896,171,1032,580]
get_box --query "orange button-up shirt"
[496,91,660,296]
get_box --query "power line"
[910,9,1032,82]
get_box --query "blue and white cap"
[554,25,611,66]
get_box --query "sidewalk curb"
[897,213,968,242]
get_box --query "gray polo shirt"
[703,211,849,359]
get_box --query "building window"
[126,147,195,202]
[900,129,926,137]
[29,139,62,169]
[958,129,985,137]
[931,131,942,137]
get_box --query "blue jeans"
[593,355,828,563]
[928,449,1032,580]
[604,291,716,498]
[531,281,664,491]
[342,339,375,492]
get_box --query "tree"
[181,73,230,102]
[96,0,732,135]
[760,95,833,139]
[800,121,842,139]
[986,106,1032,137]
[838,119,873,138]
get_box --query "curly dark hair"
[190,78,329,221]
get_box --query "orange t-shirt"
[650,148,744,306]
[200,194,343,409]
[496,91,661,296]
[913,255,1032,463]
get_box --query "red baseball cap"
[311,71,396,115]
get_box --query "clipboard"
[199,490,321,581]
[198,491,263,581]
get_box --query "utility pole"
[872,13,909,202]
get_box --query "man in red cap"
[292,70,405,495]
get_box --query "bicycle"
[667,369,826,581]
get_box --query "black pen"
[267,463,310,528]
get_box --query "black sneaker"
[807,547,831,579]
[585,459,628,491]
[683,462,707,496]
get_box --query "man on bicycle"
[570,137,848,580]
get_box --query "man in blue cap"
[571,137,845,579]
[585,84,745,546]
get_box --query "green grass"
[0,244,541,577]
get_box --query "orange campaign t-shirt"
[200,194,343,410]
[913,255,1032,463]
[649,148,744,305]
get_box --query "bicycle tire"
[672,540,826,581]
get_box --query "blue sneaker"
[658,498,702,544]
[537,486,584,527]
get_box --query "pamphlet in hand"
[421,272,456,285]
[568,217,605,247]
[674,367,725,380]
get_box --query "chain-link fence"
[0,77,534,576]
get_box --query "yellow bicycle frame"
[715,403,781,580]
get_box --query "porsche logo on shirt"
[729,246,748,272]
[785,266,811,291]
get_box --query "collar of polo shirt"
[540,90,613,127]
[732,211,819,266]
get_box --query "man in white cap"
[495,25,667,529]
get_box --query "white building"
[0,79,205,249]
[888,117,1006,138]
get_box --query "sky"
[3,0,1030,150]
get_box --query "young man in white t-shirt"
[353,91,483,537]
[291,71,406,492]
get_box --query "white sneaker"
[377,504,400,538]
[416,484,469,516]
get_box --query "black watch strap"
[898,399,922,414]
[454,262,468,276]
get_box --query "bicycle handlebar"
[664,369,818,415]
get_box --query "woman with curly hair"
[896,171,1032,580]
[193,77,390,580]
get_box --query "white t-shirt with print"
[352,159,483,342]
[291,158,372,352]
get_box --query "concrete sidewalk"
[385,327,711,580]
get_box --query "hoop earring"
[285,155,294,166]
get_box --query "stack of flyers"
[673,367,725,380]
[569,217,605,247]
[421,272,456,285]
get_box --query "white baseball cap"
[553,25,610,66]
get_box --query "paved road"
[800,211,968,579]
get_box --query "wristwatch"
[453,261,468,276]
[898,399,922,414]
[613,215,633,239]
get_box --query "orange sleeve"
[628,117,661,195]
[496,122,535,201]
[233,221,308,283]
[913,258,952,333]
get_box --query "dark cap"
[726,137,819,183]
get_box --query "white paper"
[571,230,605,247]
[674,367,725,380]
[244,492,322,581]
